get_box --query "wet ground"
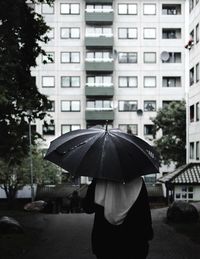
[1,203,200,259]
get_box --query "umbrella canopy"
[44,127,160,183]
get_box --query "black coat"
[82,179,154,258]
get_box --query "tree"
[0,148,60,202]
[151,100,186,168]
[0,0,54,201]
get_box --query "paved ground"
[16,203,200,259]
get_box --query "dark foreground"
[1,204,200,259]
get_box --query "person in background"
[70,190,81,213]
[82,177,153,259]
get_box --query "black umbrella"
[44,127,160,183]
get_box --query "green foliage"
[0,148,60,200]
[0,0,54,165]
[151,100,186,168]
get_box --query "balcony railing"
[85,86,114,97]
[85,34,113,48]
[85,109,114,120]
[85,10,113,25]
[85,58,114,72]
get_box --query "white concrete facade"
[187,0,200,163]
[31,0,187,177]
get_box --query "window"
[43,121,55,135]
[119,124,138,135]
[61,76,80,88]
[86,4,112,13]
[86,100,113,110]
[86,75,112,87]
[144,76,156,88]
[118,52,137,63]
[144,101,156,112]
[162,77,181,87]
[61,52,80,63]
[144,125,154,135]
[190,67,194,86]
[86,27,112,37]
[144,52,156,63]
[60,3,80,14]
[42,3,54,14]
[119,76,138,88]
[48,101,55,112]
[190,0,194,12]
[196,63,199,82]
[118,4,137,15]
[42,52,55,64]
[196,141,200,160]
[196,23,199,43]
[47,28,54,39]
[143,28,156,39]
[162,28,181,39]
[180,186,193,200]
[61,124,80,134]
[118,101,137,111]
[190,142,195,159]
[143,4,156,15]
[86,51,112,61]
[60,28,80,39]
[61,100,80,111]
[162,4,181,15]
[42,76,55,88]
[190,105,195,122]
[196,102,200,121]
[118,28,137,39]
[162,52,181,63]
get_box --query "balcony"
[85,109,114,120]
[85,59,114,72]
[85,35,113,48]
[85,86,114,97]
[85,11,113,25]
[86,0,113,3]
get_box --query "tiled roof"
[158,163,200,184]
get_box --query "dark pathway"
[19,207,200,259]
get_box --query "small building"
[158,163,200,204]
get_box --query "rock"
[0,216,23,234]
[167,201,199,222]
[24,200,47,212]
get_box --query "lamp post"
[28,111,34,202]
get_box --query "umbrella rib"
[111,132,159,165]
[73,132,106,178]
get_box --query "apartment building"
[187,0,200,162]
[31,0,187,179]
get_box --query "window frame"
[60,27,80,39]
[60,3,80,15]
[118,3,138,15]
[42,76,55,88]
[143,28,156,39]
[118,52,137,64]
[143,3,156,15]
[61,100,81,112]
[118,100,138,112]
[118,27,138,39]
[118,76,138,88]
[61,76,80,88]
[60,52,80,63]
[143,52,156,64]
